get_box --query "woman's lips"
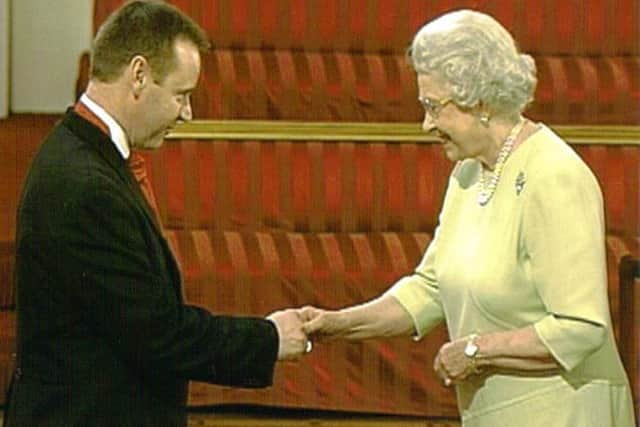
[430,129,450,143]
[439,135,452,145]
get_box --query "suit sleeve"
[54,175,278,388]
[523,163,610,371]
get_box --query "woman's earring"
[479,113,490,127]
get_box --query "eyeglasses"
[418,96,452,118]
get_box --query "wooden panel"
[166,121,640,144]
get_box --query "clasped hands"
[266,306,341,361]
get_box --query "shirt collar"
[79,93,130,160]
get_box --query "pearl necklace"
[477,118,525,206]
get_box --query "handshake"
[267,306,337,361]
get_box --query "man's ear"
[130,55,150,98]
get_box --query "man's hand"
[267,309,310,361]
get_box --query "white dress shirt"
[79,93,130,160]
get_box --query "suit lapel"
[62,109,184,301]
[64,108,161,232]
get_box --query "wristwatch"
[464,334,479,357]
[464,334,480,373]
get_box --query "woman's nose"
[422,112,436,132]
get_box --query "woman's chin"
[442,141,460,161]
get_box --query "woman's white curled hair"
[409,10,537,116]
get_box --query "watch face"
[464,343,478,357]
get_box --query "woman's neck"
[479,116,525,170]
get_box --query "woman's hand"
[435,327,562,386]
[434,336,480,386]
[299,295,416,342]
[299,306,346,341]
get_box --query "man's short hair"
[90,0,210,83]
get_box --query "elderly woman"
[300,10,635,427]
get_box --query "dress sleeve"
[385,165,472,340]
[523,160,610,371]
[385,226,445,339]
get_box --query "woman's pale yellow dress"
[388,125,635,426]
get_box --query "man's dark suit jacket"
[3,110,279,427]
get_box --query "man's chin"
[149,137,166,149]
[135,136,166,150]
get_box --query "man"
[3,2,308,426]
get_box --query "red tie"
[73,101,162,224]
[127,152,162,224]
[74,101,110,136]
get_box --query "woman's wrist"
[473,333,494,369]
[467,328,559,372]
